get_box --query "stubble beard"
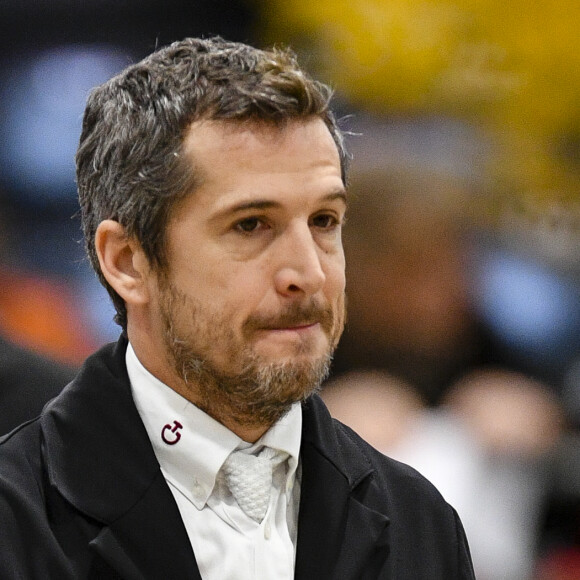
[160,283,344,430]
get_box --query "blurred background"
[0,1,579,578]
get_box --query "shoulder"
[0,420,48,556]
[0,419,99,576]
[331,413,474,576]
[304,393,458,519]
[333,416,448,504]
[0,419,45,504]
[302,394,475,576]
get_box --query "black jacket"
[0,337,475,579]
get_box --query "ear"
[95,219,151,306]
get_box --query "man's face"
[146,118,346,431]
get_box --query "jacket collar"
[41,336,200,578]
[42,336,158,521]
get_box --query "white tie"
[221,447,286,523]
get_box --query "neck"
[167,378,272,442]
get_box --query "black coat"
[0,337,475,579]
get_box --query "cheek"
[173,250,238,297]
[326,256,346,297]
[205,266,268,320]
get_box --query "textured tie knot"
[221,446,287,523]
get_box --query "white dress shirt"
[126,343,302,580]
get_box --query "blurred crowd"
[1,2,579,579]
[323,116,580,580]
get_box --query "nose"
[273,223,326,297]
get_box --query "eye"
[235,217,264,233]
[311,213,339,229]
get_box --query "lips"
[263,321,318,331]
[241,298,337,341]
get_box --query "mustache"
[244,300,335,334]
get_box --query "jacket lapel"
[295,396,391,580]
[89,471,200,580]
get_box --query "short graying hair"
[76,36,348,332]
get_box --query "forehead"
[182,118,341,181]
[169,118,344,225]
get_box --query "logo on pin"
[161,420,183,445]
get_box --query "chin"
[256,336,330,360]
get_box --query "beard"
[159,282,345,430]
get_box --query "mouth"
[265,320,318,331]
[253,323,325,359]
[259,322,321,337]
[244,301,335,338]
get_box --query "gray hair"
[76,36,348,331]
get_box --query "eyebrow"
[217,189,348,217]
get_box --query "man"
[0,37,474,578]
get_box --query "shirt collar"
[126,343,302,509]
